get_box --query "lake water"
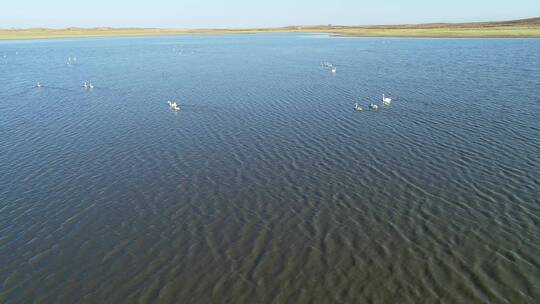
[1,34,539,303]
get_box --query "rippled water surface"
[1,34,539,303]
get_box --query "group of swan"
[321,62,337,73]
[36,81,94,89]
[168,100,181,111]
[354,94,393,112]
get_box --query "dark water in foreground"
[1,34,539,303]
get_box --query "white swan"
[37,82,42,88]
[369,103,379,110]
[354,103,363,111]
[88,83,94,89]
[168,101,181,111]
[83,82,88,89]
[383,94,392,104]
[331,67,337,73]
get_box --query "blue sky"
[2,0,539,28]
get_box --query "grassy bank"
[325,17,540,38]
[328,27,540,38]
[1,18,539,40]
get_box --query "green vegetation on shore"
[1,18,539,40]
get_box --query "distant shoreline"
[1,17,539,40]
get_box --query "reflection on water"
[0,34,539,303]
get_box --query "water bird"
[369,103,379,110]
[83,82,88,89]
[89,83,94,89]
[37,82,42,88]
[354,103,363,111]
[383,94,392,104]
[331,67,337,73]
[168,101,181,111]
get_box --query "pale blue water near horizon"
[1,34,539,303]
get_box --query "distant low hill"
[376,17,540,28]
[1,17,540,40]
[290,17,540,30]
[292,17,540,38]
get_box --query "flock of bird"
[34,56,182,112]
[322,62,394,112]
[34,58,91,89]
[167,100,181,111]
[321,62,337,73]
[354,94,393,112]
[37,79,183,112]
[37,81,94,89]
[34,58,393,114]
[83,81,94,89]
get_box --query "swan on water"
[383,94,392,104]
[89,83,94,89]
[369,103,379,110]
[354,103,363,111]
[331,67,337,73]
[84,82,88,89]
[168,101,181,111]
[37,82,42,88]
